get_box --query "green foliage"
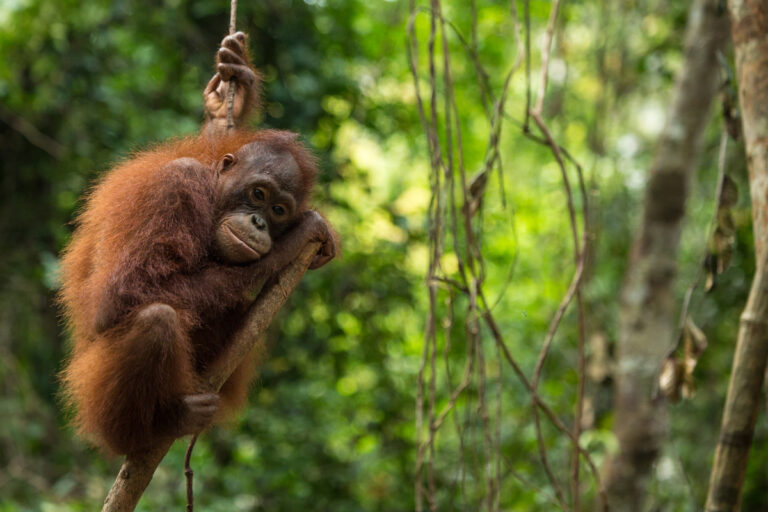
[0,0,764,510]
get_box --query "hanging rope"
[226,0,239,130]
[187,8,240,510]
[184,434,198,512]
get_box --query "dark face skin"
[213,141,304,264]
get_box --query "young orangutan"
[59,33,336,455]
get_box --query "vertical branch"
[184,434,198,512]
[522,1,591,507]
[424,4,442,510]
[408,1,447,508]
[526,109,587,511]
[706,1,768,510]
[408,5,428,510]
[673,131,729,354]
[436,3,472,507]
[523,0,531,130]
[533,0,562,115]
[409,0,606,509]
[479,292,607,511]
[409,1,604,510]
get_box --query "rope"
[226,0,238,130]
[190,3,238,507]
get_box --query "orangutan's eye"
[251,188,265,201]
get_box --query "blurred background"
[1,0,766,510]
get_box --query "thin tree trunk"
[705,2,768,511]
[604,1,728,510]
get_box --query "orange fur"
[59,129,321,454]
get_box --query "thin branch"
[501,454,567,511]
[533,0,562,115]
[669,131,729,359]
[408,2,602,510]
[184,434,198,512]
[0,105,66,159]
[523,0,531,130]
[479,301,607,511]
[522,107,588,510]
[407,6,434,511]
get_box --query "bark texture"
[705,2,768,511]
[101,242,321,512]
[603,1,728,510]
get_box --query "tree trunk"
[603,1,728,510]
[705,2,768,511]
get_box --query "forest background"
[1,0,765,511]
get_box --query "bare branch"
[533,0,562,116]
[0,105,66,159]
[526,109,589,510]
[706,1,768,509]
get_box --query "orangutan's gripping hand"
[204,32,261,131]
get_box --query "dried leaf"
[681,379,696,399]
[660,319,708,402]
[469,170,488,198]
[705,175,738,292]
[704,252,718,293]
[681,318,708,400]
[659,356,684,403]
[684,318,707,363]
[465,170,488,217]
